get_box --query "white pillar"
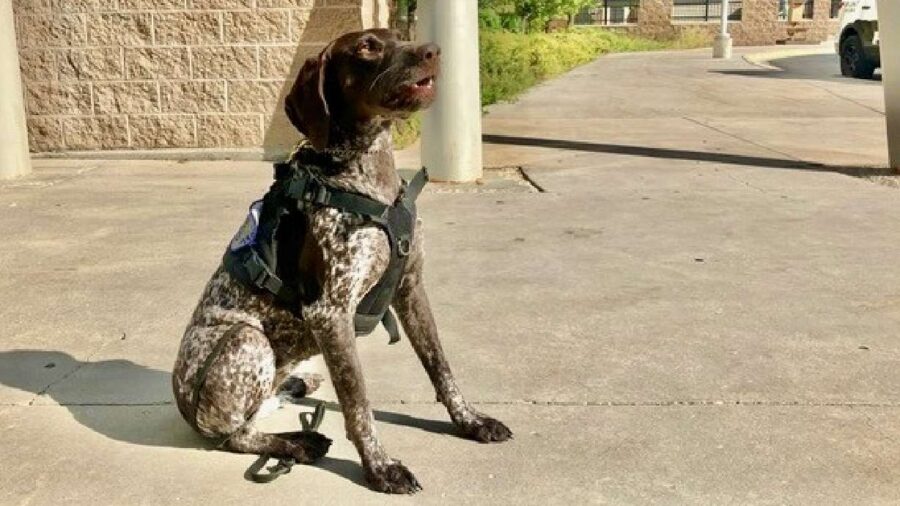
[880,0,900,170]
[417,0,483,182]
[713,0,733,59]
[0,1,31,180]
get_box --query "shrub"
[479,28,666,106]
[391,113,421,150]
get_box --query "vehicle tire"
[840,33,876,79]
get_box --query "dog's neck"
[301,122,401,206]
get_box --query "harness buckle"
[252,268,282,295]
[305,185,330,206]
[287,176,308,200]
[397,236,412,257]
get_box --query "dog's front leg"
[393,238,513,443]
[309,310,421,493]
[304,214,420,493]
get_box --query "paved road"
[770,53,882,83]
[1,46,898,505]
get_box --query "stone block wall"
[13,0,384,156]
[628,0,839,46]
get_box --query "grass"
[391,27,711,149]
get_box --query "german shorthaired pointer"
[172,29,512,494]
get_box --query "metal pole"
[417,0,483,182]
[880,0,900,170]
[0,1,31,179]
[712,0,733,59]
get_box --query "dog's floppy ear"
[285,44,333,151]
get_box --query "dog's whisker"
[369,60,402,91]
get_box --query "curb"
[742,45,834,70]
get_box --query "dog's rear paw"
[277,373,324,403]
[365,460,422,494]
[458,414,513,443]
[278,431,332,463]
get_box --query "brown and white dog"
[172,29,512,494]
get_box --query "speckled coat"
[171,29,511,494]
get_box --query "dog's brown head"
[285,29,440,151]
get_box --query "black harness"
[222,151,428,344]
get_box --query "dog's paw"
[277,373,325,404]
[365,460,422,494]
[279,430,332,463]
[458,414,513,443]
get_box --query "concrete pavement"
[3,46,900,504]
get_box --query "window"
[779,0,814,20]
[672,0,743,22]
[574,0,640,26]
[830,0,842,18]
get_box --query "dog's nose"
[418,43,440,62]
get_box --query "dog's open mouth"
[404,73,436,99]
[386,72,438,112]
[412,76,434,90]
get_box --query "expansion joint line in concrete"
[803,82,886,117]
[682,116,806,164]
[26,335,122,407]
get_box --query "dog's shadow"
[0,349,457,488]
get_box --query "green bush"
[391,113,421,150]
[479,28,665,106]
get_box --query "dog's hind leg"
[193,324,331,462]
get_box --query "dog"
[172,28,512,494]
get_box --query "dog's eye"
[356,37,383,57]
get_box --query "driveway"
[770,52,881,83]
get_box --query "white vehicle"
[836,0,880,79]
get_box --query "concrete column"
[361,0,390,28]
[880,0,900,170]
[0,1,31,179]
[417,0,483,182]
[712,0,732,58]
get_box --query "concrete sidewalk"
[3,46,900,505]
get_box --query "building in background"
[13,0,388,158]
[575,0,841,46]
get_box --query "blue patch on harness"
[230,200,263,251]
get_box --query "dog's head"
[285,29,440,151]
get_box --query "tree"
[479,0,595,32]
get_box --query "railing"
[574,0,640,26]
[672,0,743,22]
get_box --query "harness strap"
[190,322,252,434]
[223,248,301,307]
[285,169,390,220]
[381,309,402,345]
[405,167,429,203]
[353,309,401,344]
